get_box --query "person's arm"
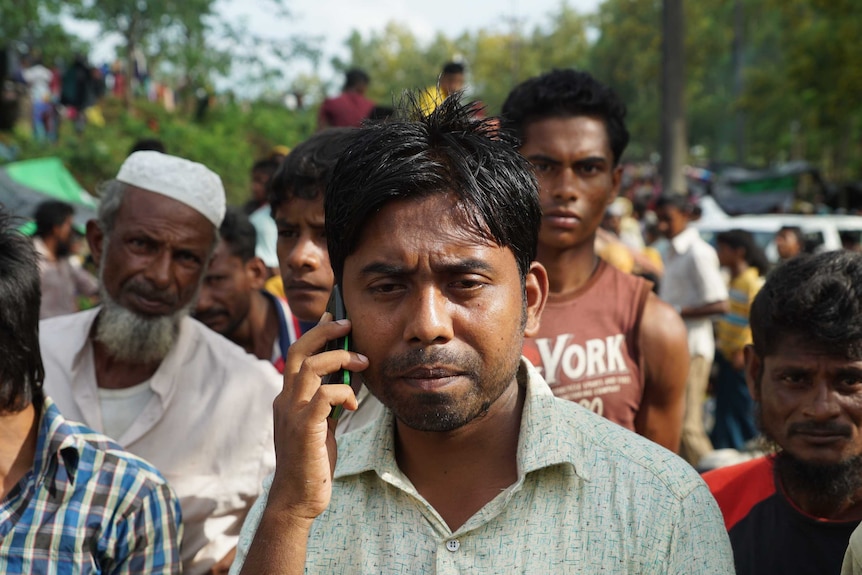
[681,242,729,319]
[111,482,183,574]
[678,300,729,319]
[237,315,367,575]
[71,261,100,297]
[636,294,688,452]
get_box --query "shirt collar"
[32,396,83,487]
[334,359,592,483]
[669,226,698,254]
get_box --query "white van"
[693,200,862,262]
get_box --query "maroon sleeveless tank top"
[523,261,651,431]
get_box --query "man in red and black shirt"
[704,251,862,575]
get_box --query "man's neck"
[394,381,525,531]
[39,235,59,261]
[537,237,600,295]
[92,338,162,390]
[0,403,39,500]
[730,261,750,279]
[231,291,279,361]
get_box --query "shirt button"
[446,539,460,552]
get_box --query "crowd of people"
[2,66,862,575]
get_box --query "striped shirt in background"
[0,396,183,574]
[716,267,765,359]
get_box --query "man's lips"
[130,292,176,315]
[398,366,465,391]
[543,208,581,229]
[286,280,326,293]
[195,309,228,325]
[790,423,852,444]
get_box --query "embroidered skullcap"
[116,151,226,226]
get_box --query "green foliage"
[9,97,315,206]
[9,0,862,183]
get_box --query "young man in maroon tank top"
[501,69,688,453]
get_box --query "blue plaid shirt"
[0,396,183,574]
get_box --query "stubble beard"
[363,301,527,433]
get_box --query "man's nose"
[287,235,321,272]
[144,249,173,289]
[551,168,579,202]
[403,286,454,346]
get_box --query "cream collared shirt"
[40,308,283,575]
[232,361,735,574]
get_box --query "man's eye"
[780,373,808,386]
[128,238,153,251]
[370,283,403,294]
[278,229,299,239]
[451,279,485,290]
[531,162,553,173]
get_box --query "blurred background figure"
[317,68,374,129]
[775,225,805,262]
[244,157,281,280]
[31,200,99,319]
[194,208,298,372]
[711,229,768,451]
[420,61,465,114]
[21,54,55,142]
[656,193,729,467]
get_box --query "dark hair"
[0,209,44,412]
[442,62,465,76]
[252,157,280,176]
[325,93,540,286]
[33,200,74,238]
[344,68,370,90]
[219,207,257,262]
[128,138,166,155]
[501,69,630,166]
[268,128,358,209]
[654,193,691,214]
[750,251,862,359]
[716,229,770,275]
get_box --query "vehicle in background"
[694,212,862,263]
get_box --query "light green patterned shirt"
[232,361,735,574]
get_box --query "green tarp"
[0,157,98,231]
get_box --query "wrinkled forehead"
[356,194,498,252]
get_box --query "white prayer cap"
[116,151,226,227]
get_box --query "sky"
[66,0,603,92]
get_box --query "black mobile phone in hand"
[322,285,352,419]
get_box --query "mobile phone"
[322,285,353,419]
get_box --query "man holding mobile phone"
[231,96,733,574]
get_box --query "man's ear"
[85,219,104,267]
[523,261,549,337]
[246,256,268,291]
[744,345,762,402]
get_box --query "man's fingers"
[285,316,351,372]
[284,349,368,401]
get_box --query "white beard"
[94,236,198,364]
[94,287,192,364]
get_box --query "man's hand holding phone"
[266,311,368,526]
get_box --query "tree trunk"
[661,0,687,194]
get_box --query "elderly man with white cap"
[39,152,282,574]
